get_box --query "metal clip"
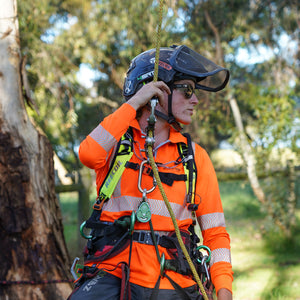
[160,253,166,277]
[71,257,80,280]
[138,160,156,194]
[201,255,210,283]
[80,221,92,239]
[147,97,158,128]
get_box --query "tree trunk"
[203,9,267,205]
[227,94,266,204]
[0,1,72,299]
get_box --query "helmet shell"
[123,47,177,99]
[123,45,230,99]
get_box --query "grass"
[219,181,300,300]
[59,181,300,299]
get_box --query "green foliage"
[17,0,300,234]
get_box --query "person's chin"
[178,118,191,125]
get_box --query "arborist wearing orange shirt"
[68,45,233,300]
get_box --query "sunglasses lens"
[184,86,194,99]
[174,84,195,99]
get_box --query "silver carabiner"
[138,160,156,194]
[201,255,210,283]
[71,257,80,280]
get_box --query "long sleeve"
[195,145,233,294]
[79,103,137,170]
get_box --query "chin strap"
[147,89,182,132]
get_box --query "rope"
[153,0,164,83]
[147,135,209,300]
[148,1,209,299]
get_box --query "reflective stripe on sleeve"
[198,212,226,231]
[89,124,117,153]
[210,248,231,267]
[102,195,192,221]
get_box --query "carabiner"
[201,255,211,283]
[80,221,92,239]
[196,245,211,264]
[129,211,136,235]
[70,257,80,280]
[147,97,158,128]
[138,160,157,194]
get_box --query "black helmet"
[123,44,230,99]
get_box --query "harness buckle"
[136,231,160,245]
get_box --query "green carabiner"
[160,253,166,277]
[129,211,136,235]
[197,245,211,264]
[80,221,92,239]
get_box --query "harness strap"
[150,273,191,300]
[178,133,198,213]
[120,263,131,300]
[126,161,187,186]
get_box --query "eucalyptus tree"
[0,1,72,298]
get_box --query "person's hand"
[217,288,232,300]
[127,81,171,111]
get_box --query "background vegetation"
[16,0,299,298]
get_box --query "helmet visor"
[170,45,230,92]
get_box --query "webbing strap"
[178,133,197,206]
[98,129,133,201]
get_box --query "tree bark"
[0,1,72,299]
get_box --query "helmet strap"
[146,88,182,131]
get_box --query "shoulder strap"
[178,133,197,210]
[98,127,134,202]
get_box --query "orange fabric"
[79,103,233,293]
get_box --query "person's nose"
[190,93,199,105]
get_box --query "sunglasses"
[172,84,196,99]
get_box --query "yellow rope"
[153,0,163,83]
[148,2,209,299]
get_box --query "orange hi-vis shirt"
[79,103,233,294]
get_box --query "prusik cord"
[148,1,209,299]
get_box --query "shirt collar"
[129,119,187,144]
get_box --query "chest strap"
[125,161,186,186]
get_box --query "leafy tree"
[17,0,299,236]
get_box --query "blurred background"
[17,1,299,299]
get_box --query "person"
[68,45,233,300]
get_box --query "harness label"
[105,160,123,189]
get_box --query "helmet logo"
[124,80,133,94]
[137,71,154,81]
[159,61,172,70]
[148,58,172,71]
